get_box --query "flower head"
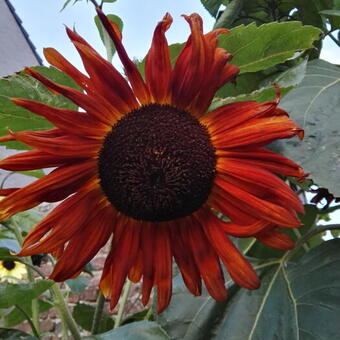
[0,10,306,312]
[0,260,27,283]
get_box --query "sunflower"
[0,10,306,312]
[0,260,27,283]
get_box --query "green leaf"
[73,302,114,332]
[66,276,89,294]
[320,9,340,29]
[0,66,80,150]
[219,21,321,73]
[83,321,169,340]
[94,14,123,62]
[0,280,53,308]
[279,59,340,196]
[0,328,39,340]
[4,299,53,327]
[212,239,340,340]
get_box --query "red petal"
[0,161,96,221]
[50,205,115,280]
[9,130,101,158]
[154,225,172,313]
[145,13,172,103]
[108,220,141,309]
[211,114,303,149]
[43,47,89,89]
[11,98,109,139]
[18,184,104,255]
[169,219,201,296]
[256,229,295,250]
[216,158,304,213]
[196,207,260,290]
[187,216,228,301]
[96,8,151,105]
[0,150,78,171]
[141,222,155,306]
[25,68,117,125]
[217,147,306,180]
[214,175,301,228]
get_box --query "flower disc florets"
[98,104,216,222]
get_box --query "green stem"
[213,0,244,29]
[91,292,106,334]
[51,283,81,340]
[114,279,132,328]
[286,224,340,262]
[11,220,40,336]
[15,304,41,339]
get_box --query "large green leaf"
[0,280,53,308]
[73,302,114,333]
[0,329,39,340]
[213,239,340,340]
[212,58,308,110]
[0,66,80,150]
[83,321,169,340]
[155,239,340,340]
[218,21,321,74]
[279,59,340,196]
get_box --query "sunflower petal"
[145,13,172,103]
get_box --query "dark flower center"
[3,260,16,270]
[98,104,216,222]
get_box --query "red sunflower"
[0,10,306,312]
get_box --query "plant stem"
[15,304,41,339]
[51,283,81,340]
[114,279,132,328]
[11,220,41,336]
[214,0,244,29]
[91,292,106,334]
